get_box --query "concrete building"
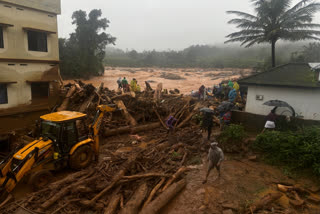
[0,0,61,134]
[239,63,320,121]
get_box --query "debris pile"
[0,80,209,214]
[1,126,205,214]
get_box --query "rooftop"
[0,0,61,14]
[40,111,86,122]
[239,63,320,89]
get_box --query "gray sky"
[58,0,320,51]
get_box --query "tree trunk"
[103,122,161,137]
[140,179,186,214]
[119,182,148,214]
[114,100,137,126]
[271,40,276,68]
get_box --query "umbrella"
[200,108,215,114]
[263,100,295,117]
[216,101,234,113]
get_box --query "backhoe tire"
[29,170,53,191]
[69,145,93,170]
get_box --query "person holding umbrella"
[200,107,215,141]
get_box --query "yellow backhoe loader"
[0,104,116,202]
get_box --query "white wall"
[246,85,320,120]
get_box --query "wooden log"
[111,93,134,100]
[81,154,138,207]
[140,179,186,214]
[154,83,163,101]
[104,187,122,214]
[161,167,188,192]
[176,103,201,129]
[122,173,171,180]
[78,83,103,113]
[153,108,168,130]
[119,182,148,214]
[142,178,166,208]
[104,194,121,214]
[57,85,77,111]
[115,100,137,126]
[40,173,97,211]
[247,192,282,214]
[104,122,161,137]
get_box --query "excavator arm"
[89,105,117,159]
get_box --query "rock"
[222,209,234,214]
[222,203,238,210]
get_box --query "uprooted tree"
[59,9,116,78]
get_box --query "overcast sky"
[58,0,320,51]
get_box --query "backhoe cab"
[0,105,116,201]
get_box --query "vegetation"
[225,0,320,67]
[59,9,116,78]
[291,42,320,62]
[253,127,320,176]
[219,124,246,145]
[104,43,307,69]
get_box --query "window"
[27,31,47,52]
[0,27,3,48]
[0,84,8,104]
[31,82,49,100]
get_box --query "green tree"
[60,9,116,78]
[225,0,320,67]
[291,42,320,62]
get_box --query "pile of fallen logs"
[245,183,320,213]
[1,127,204,214]
[54,81,203,138]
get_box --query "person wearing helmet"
[203,142,224,184]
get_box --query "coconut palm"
[225,0,320,67]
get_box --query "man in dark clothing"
[202,111,214,140]
[199,85,205,100]
[261,107,277,133]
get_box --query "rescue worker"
[199,85,205,100]
[220,110,232,130]
[261,108,277,133]
[203,142,224,184]
[228,80,234,88]
[130,78,138,92]
[166,116,177,133]
[228,88,237,103]
[122,77,129,92]
[233,81,240,91]
[117,77,122,89]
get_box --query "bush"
[219,124,246,145]
[253,127,320,176]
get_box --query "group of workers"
[198,79,244,104]
[117,77,141,93]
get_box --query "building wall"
[246,85,320,120]
[0,0,61,111]
[0,1,59,61]
[0,62,60,109]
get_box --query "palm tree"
[225,0,320,67]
